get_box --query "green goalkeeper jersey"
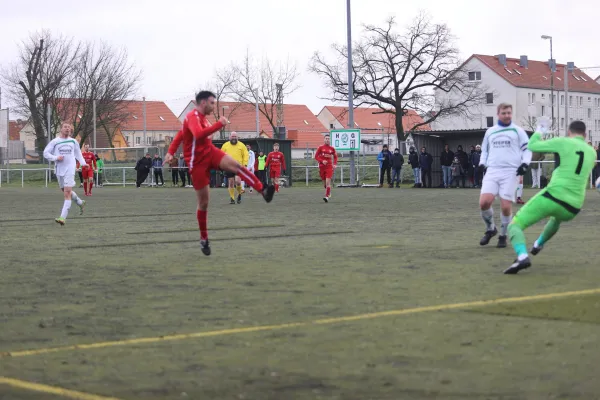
[528,132,596,209]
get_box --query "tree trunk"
[31,101,48,154]
[395,109,406,144]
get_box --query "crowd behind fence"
[1,160,598,188]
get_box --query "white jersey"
[43,137,87,177]
[480,122,532,170]
[247,150,256,170]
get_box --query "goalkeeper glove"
[516,163,529,176]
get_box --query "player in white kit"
[43,123,88,225]
[242,144,256,193]
[478,103,532,248]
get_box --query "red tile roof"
[322,106,430,133]
[8,120,26,141]
[184,101,328,148]
[472,54,600,94]
[118,100,181,131]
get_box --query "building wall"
[19,123,37,151]
[432,58,517,131]
[316,108,345,130]
[123,130,179,147]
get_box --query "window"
[569,96,573,106]
[589,97,592,103]
[159,134,163,140]
[135,137,140,145]
[468,71,481,81]
[159,116,165,121]
[528,93,532,104]
[541,106,545,116]
[560,95,564,105]
[146,137,151,144]
[589,109,592,118]
[581,76,588,82]
[561,118,564,127]
[514,69,522,75]
[125,136,130,144]
[541,94,545,101]
[580,96,584,106]
[486,116,494,127]
[486,93,493,104]
[329,123,334,129]
[573,74,581,81]
[532,93,536,103]
[553,94,556,104]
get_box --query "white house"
[119,100,181,147]
[432,54,600,144]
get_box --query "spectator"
[455,145,469,188]
[468,145,476,187]
[178,152,188,187]
[377,144,393,188]
[169,153,179,186]
[419,146,433,188]
[152,154,164,186]
[471,145,482,188]
[440,144,454,188]
[530,152,545,188]
[391,148,404,188]
[257,150,267,187]
[95,154,104,187]
[135,153,152,188]
[408,146,421,188]
[450,156,464,188]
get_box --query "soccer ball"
[596,177,600,193]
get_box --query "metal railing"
[1,160,599,188]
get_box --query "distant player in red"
[266,143,286,193]
[163,91,275,256]
[315,134,338,202]
[81,144,97,196]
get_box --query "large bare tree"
[201,66,243,139]
[1,31,80,152]
[232,52,299,133]
[310,13,489,141]
[58,42,140,146]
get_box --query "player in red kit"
[266,143,286,193]
[315,134,338,202]
[163,91,275,256]
[81,143,97,196]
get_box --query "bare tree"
[310,13,489,141]
[201,66,243,139]
[232,52,299,133]
[1,31,80,152]
[58,42,141,147]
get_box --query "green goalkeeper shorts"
[512,189,579,230]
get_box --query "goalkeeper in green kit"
[504,119,596,274]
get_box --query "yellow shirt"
[221,140,248,166]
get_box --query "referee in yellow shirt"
[221,132,249,204]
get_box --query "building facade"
[432,54,600,144]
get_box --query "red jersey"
[167,109,224,169]
[266,151,285,171]
[315,144,338,167]
[82,151,97,170]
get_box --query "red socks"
[275,183,279,192]
[237,166,263,192]
[197,209,208,240]
[83,181,88,195]
[326,186,331,197]
[89,180,93,194]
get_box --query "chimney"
[519,55,528,68]
[496,54,507,67]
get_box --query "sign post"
[331,129,360,152]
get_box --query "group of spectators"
[134,153,193,188]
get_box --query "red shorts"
[81,167,94,179]
[269,168,281,179]
[319,165,333,180]
[190,147,227,190]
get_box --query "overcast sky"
[1,0,598,116]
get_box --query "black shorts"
[224,171,236,179]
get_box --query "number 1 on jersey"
[575,151,584,175]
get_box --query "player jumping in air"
[315,134,338,202]
[43,123,87,225]
[81,143,97,196]
[164,91,275,256]
[221,132,249,204]
[504,120,596,274]
[266,143,286,193]
[478,103,532,248]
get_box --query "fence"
[1,160,598,188]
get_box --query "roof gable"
[322,106,430,133]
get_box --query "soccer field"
[1,186,600,400]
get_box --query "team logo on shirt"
[491,135,512,149]
[57,144,73,155]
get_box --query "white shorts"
[57,174,76,189]
[481,168,517,202]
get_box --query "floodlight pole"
[346,0,356,185]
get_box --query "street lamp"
[541,35,554,131]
